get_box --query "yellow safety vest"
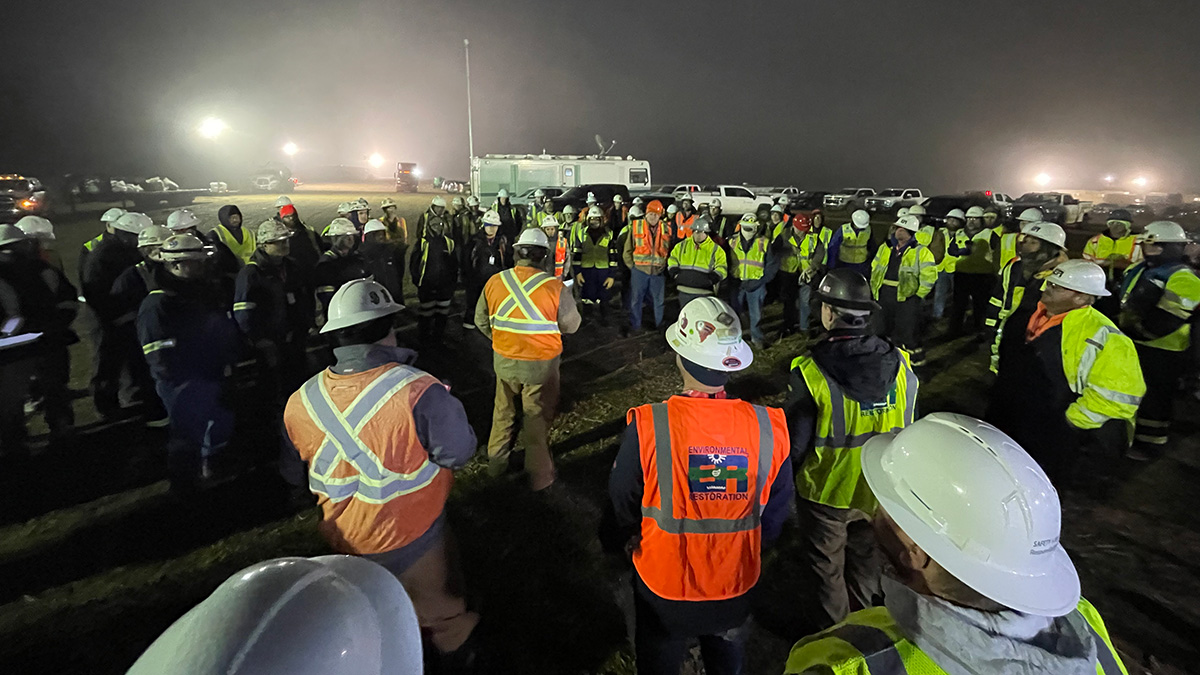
[998,228,1021,269]
[213,224,257,264]
[1119,263,1200,352]
[941,229,964,273]
[818,227,835,266]
[730,235,770,281]
[576,229,614,269]
[985,258,1052,372]
[415,235,455,286]
[792,351,917,512]
[785,598,1129,675]
[869,243,937,302]
[1082,233,1141,281]
[1056,306,1145,431]
[838,223,871,265]
[667,237,728,293]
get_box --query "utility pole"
[464,39,475,164]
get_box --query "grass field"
[0,189,1197,674]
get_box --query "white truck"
[676,185,772,216]
[824,187,876,211]
[1012,192,1091,226]
[470,154,651,201]
[864,188,924,213]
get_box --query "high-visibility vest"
[382,216,408,243]
[551,236,570,279]
[668,236,728,294]
[870,242,938,302]
[818,227,835,266]
[774,226,821,274]
[484,266,564,361]
[628,396,790,601]
[986,258,1053,372]
[629,219,672,273]
[213,224,256,264]
[792,350,917,512]
[1119,263,1200,352]
[415,235,455,286]
[283,363,451,555]
[577,229,614,269]
[1083,233,1141,280]
[838,224,871,265]
[1052,306,1145,430]
[998,229,1021,268]
[784,598,1129,675]
[675,212,697,239]
[731,235,770,281]
[942,228,964,273]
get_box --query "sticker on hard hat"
[368,291,382,305]
[696,321,716,343]
[1031,537,1059,554]
[722,357,743,368]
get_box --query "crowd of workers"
[2,187,1196,674]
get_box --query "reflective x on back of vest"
[493,268,559,335]
[794,352,917,513]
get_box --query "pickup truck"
[864,188,924,213]
[0,174,48,223]
[1012,192,1091,226]
[824,187,876,211]
[676,184,772,216]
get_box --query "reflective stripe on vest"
[825,623,909,675]
[300,366,441,503]
[1082,618,1125,675]
[999,231,1020,268]
[839,224,871,264]
[732,237,769,280]
[493,268,560,334]
[631,219,671,267]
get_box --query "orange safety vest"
[629,396,790,601]
[484,265,564,361]
[553,237,569,279]
[675,212,697,239]
[283,363,452,555]
[630,218,672,271]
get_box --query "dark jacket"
[314,250,370,315]
[410,234,457,289]
[136,274,241,383]
[81,232,142,322]
[359,241,406,302]
[465,230,512,284]
[234,250,314,344]
[276,214,324,282]
[111,260,163,324]
[0,252,78,347]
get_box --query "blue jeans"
[737,285,767,342]
[629,269,666,329]
[932,272,952,319]
[798,282,813,330]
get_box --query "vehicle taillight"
[985,191,992,196]
[19,199,37,209]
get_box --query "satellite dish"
[594,134,616,157]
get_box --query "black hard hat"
[815,269,879,311]
[1108,209,1133,222]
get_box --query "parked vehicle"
[250,164,296,193]
[0,174,48,223]
[824,187,876,211]
[470,154,651,201]
[395,162,420,192]
[864,188,924,213]
[677,184,772,216]
[1124,203,1154,219]
[1087,203,1119,221]
[511,186,566,207]
[786,190,830,228]
[551,183,632,212]
[1012,192,1089,226]
[919,194,997,225]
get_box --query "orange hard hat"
[645,200,664,215]
[792,212,811,231]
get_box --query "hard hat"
[257,220,294,244]
[167,208,202,232]
[585,192,597,205]
[792,213,812,231]
[1107,208,1132,222]
[770,204,785,214]
[907,204,926,216]
[482,209,502,227]
[362,219,387,235]
[534,189,546,198]
[896,207,910,219]
[1021,221,1066,249]
[666,204,679,215]
[692,215,713,234]
[629,205,644,218]
[280,204,297,217]
[739,213,758,225]
[466,195,480,206]
[666,296,753,371]
[337,202,353,214]
[645,200,664,215]
[451,196,464,208]
[431,195,446,208]
[160,233,215,261]
[137,225,172,248]
[861,413,1080,617]
[680,192,694,202]
[711,198,722,208]
[15,215,54,240]
[101,207,127,223]
[563,204,577,216]
[944,208,966,222]
[1044,259,1110,297]
[965,205,986,218]
[815,268,879,311]
[0,224,27,247]
[324,218,358,237]
[127,556,422,675]
[1140,220,1190,244]
[113,212,153,234]
[496,188,509,199]
[1017,207,1043,223]
[586,205,603,220]
[894,215,921,232]
[632,197,644,206]
[355,198,369,210]
[517,227,550,249]
[380,197,397,209]
[613,194,623,203]
[850,209,870,228]
[540,215,560,231]
[274,195,293,208]
[321,278,405,333]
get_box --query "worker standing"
[909,204,947,318]
[14,216,64,272]
[989,260,1144,485]
[314,218,370,326]
[947,207,1000,337]
[609,193,628,233]
[785,413,1129,675]
[474,228,580,491]
[492,189,523,241]
[360,219,406,304]
[463,209,512,330]
[109,225,171,427]
[608,297,791,675]
[728,215,778,348]
[992,205,1023,269]
[825,209,873,278]
[870,214,937,365]
[281,278,481,670]
[415,195,450,242]
[668,215,727,310]
[526,189,551,229]
[539,215,572,283]
[78,207,127,277]
[277,204,322,281]
[410,216,458,345]
[785,269,918,630]
[1083,208,1141,317]
[1118,220,1200,460]
[615,204,643,328]
[573,206,618,325]
[674,193,698,239]
[984,221,1068,372]
[212,205,256,266]
[625,200,673,331]
[774,212,823,336]
[708,199,734,240]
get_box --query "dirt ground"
[0,190,1196,674]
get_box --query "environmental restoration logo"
[687,445,750,500]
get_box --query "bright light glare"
[198,117,227,139]
[413,168,423,178]
[1103,175,1115,183]
[282,142,298,156]
[1034,173,1051,186]
[368,153,384,168]
[1132,176,1149,187]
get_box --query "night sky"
[5,0,1200,193]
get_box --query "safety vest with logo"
[1052,306,1145,431]
[869,242,937,302]
[774,225,821,274]
[1082,233,1141,281]
[629,396,790,602]
[213,224,257,265]
[784,598,1128,675]
[629,218,672,274]
[792,351,917,513]
[484,266,564,361]
[675,212,697,239]
[838,224,872,265]
[283,363,451,555]
[731,235,770,281]
[1119,263,1200,352]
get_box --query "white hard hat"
[431,195,446,208]
[274,195,293,208]
[167,208,202,232]
[127,556,421,675]
[896,207,910,219]
[355,198,369,210]
[710,198,722,208]
[160,233,216,261]
[466,195,480,206]
[482,209,502,227]
[739,213,758,225]
[680,192,693,202]
[1021,221,1066,249]
[324,218,358,237]
[692,215,713,234]
[629,205,644,218]
[137,225,172,248]
[539,215,559,231]
[965,205,986,218]
[0,224,28,247]
[563,204,577,215]
[633,197,645,206]
[1140,220,1190,244]
[517,227,550,248]
[894,215,921,232]
[586,205,603,220]
[101,207,127,224]
[362,219,387,235]
[1017,207,1044,223]
[770,204,784,214]
[613,194,623,203]
[861,412,1081,617]
[337,202,353,214]
[257,220,294,244]
[851,209,870,228]
[666,296,754,371]
[15,215,54,240]
[114,212,153,234]
[907,204,926,216]
[496,188,509,199]
[666,204,679,215]
[534,189,546,198]
[451,196,464,207]
[321,278,404,333]
[586,192,597,204]
[380,197,397,209]
[945,208,966,222]
[1045,259,1110,297]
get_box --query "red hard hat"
[280,204,297,216]
[792,212,811,231]
[645,200,664,215]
